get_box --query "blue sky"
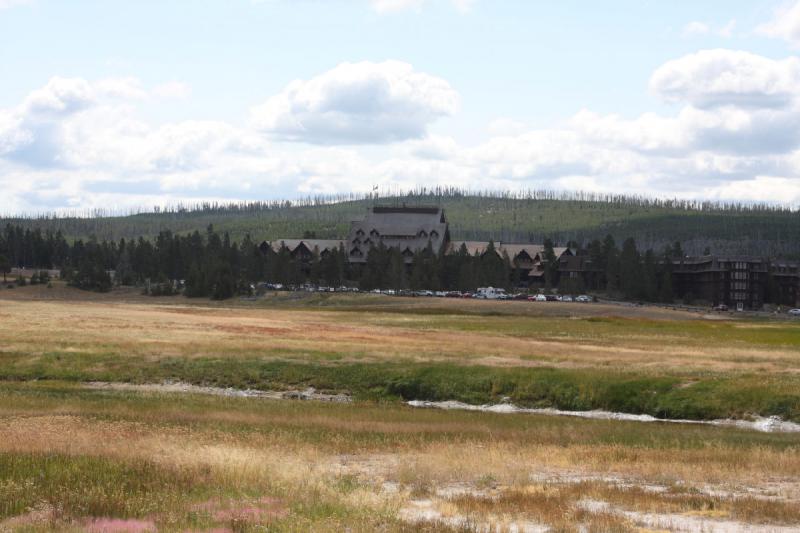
[2,0,800,213]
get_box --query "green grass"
[363,313,800,349]
[3,381,799,453]
[0,453,203,521]
[2,382,799,531]
[2,354,800,422]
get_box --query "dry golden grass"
[1,284,798,373]
[2,285,800,530]
[2,395,799,531]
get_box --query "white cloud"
[0,0,31,10]
[682,21,710,37]
[449,0,476,13]
[650,49,800,109]
[94,77,148,101]
[22,77,95,116]
[369,0,476,14]
[370,0,424,13]
[251,60,459,144]
[152,81,192,100]
[4,49,800,213]
[757,1,800,47]
[487,117,528,137]
[682,20,736,38]
[718,19,736,38]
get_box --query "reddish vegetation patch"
[192,496,289,526]
[0,503,59,529]
[214,324,293,335]
[83,517,157,532]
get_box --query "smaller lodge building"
[262,206,800,309]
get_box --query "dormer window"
[370,229,380,238]
[364,238,372,246]
[430,230,439,239]
[350,247,363,257]
[352,238,361,245]
[356,229,365,237]
[418,229,428,238]
[402,247,414,257]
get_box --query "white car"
[575,295,592,303]
[560,295,573,302]
[789,308,800,316]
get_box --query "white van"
[476,287,507,300]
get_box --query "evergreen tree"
[542,239,558,290]
[619,237,642,300]
[0,254,9,282]
[115,246,134,286]
[602,235,620,294]
[642,249,658,301]
[387,248,407,290]
[185,262,207,297]
[210,261,236,300]
[479,241,505,287]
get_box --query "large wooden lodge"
[263,206,800,309]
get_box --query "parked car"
[713,304,728,311]
[560,295,573,302]
[461,292,474,299]
[528,294,547,302]
[789,308,800,316]
[575,295,591,303]
[445,291,462,298]
[512,293,529,301]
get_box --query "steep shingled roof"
[347,206,449,263]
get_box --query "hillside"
[4,190,800,257]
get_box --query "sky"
[2,0,800,214]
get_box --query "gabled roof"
[348,206,449,263]
[264,239,344,254]
[448,240,490,256]
[446,241,572,261]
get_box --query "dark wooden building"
[347,206,450,264]
[771,260,800,307]
[672,256,769,310]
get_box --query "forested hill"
[4,190,800,257]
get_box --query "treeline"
[2,222,684,303]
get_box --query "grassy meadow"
[1,283,800,531]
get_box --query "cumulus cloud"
[4,49,800,213]
[757,0,800,47]
[251,60,459,144]
[650,49,800,109]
